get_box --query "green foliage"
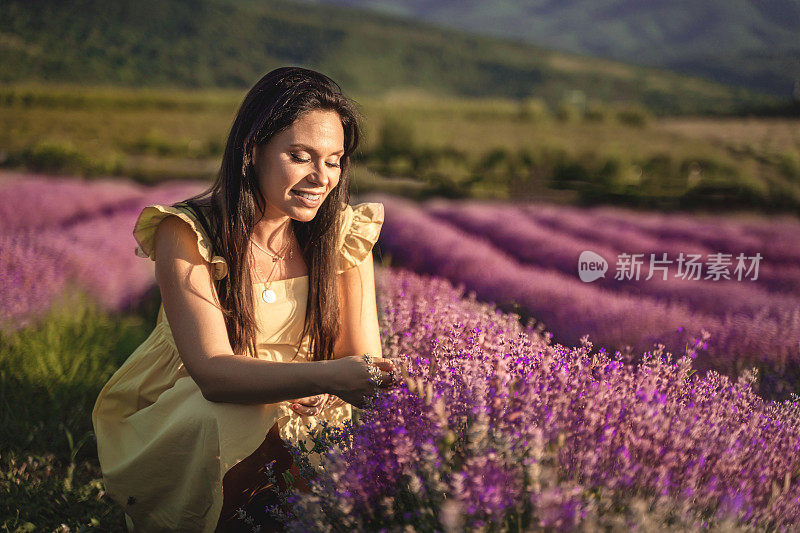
[340,0,800,97]
[0,287,160,530]
[583,100,610,123]
[0,84,797,211]
[555,101,581,123]
[0,85,239,112]
[18,141,88,174]
[0,286,155,460]
[374,115,416,163]
[128,130,221,158]
[7,141,125,177]
[779,150,800,182]
[517,97,550,122]
[0,452,125,531]
[0,0,773,114]
[615,105,653,128]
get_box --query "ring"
[388,366,398,385]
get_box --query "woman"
[92,67,397,532]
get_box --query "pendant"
[262,288,277,303]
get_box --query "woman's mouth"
[291,189,322,207]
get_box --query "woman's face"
[252,108,345,223]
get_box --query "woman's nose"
[310,160,331,187]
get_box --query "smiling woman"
[91,67,397,532]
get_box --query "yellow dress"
[92,201,384,532]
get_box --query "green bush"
[680,157,767,208]
[0,287,154,460]
[20,141,88,174]
[375,115,416,162]
[130,130,188,157]
[778,150,800,181]
[204,137,225,157]
[552,161,591,189]
[517,97,550,122]
[615,105,652,127]
[555,101,580,123]
[418,147,472,183]
[640,153,682,193]
[583,100,610,123]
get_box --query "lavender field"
[366,193,800,402]
[277,268,800,531]
[2,173,800,530]
[0,171,209,331]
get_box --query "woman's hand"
[322,355,398,409]
[286,393,330,416]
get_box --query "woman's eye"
[290,153,309,163]
[326,161,341,168]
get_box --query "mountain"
[305,0,800,98]
[0,0,774,113]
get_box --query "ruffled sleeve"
[133,204,229,281]
[336,202,384,274]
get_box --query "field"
[2,174,799,530]
[3,0,800,527]
[1,84,799,211]
[367,194,800,402]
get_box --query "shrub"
[376,115,416,162]
[20,141,88,174]
[583,100,610,123]
[778,150,800,181]
[555,101,580,123]
[517,97,550,122]
[130,130,188,157]
[616,105,653,127]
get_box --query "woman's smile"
[252,108,344,223]
[290,188,323,206]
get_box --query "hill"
[309,0,800,98]
[0,0,775,114]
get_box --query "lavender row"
[0,172,145,233]
[0,171,208,233]
[278,268,800,531]
[520,202,800,293]
[367,194,800,399]
[426,199,800,321]
[0,175,205,330]
[583,203,800,267]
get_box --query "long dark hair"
[173,66,362,362]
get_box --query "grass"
[0,285,163,530]
[0,452,126,531]
[1,83,798,208]
[0,284,160,459]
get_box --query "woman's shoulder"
[336,201,385,274]
[133,202,228,280]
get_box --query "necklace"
[251,233,293,304]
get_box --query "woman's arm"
[154,215,336,404]
[332,251,383,359]
[291,253,385,414]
